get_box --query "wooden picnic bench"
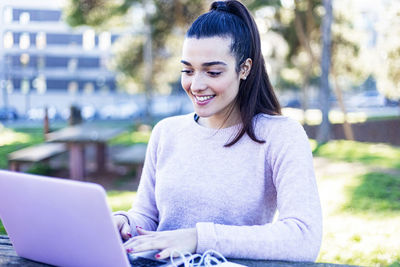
[0,235,355,267]
[112,143,147,179]
[8,143,67,172]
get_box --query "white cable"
[170,249,228,267]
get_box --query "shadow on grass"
[344,172,400,213]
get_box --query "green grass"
[344,172,400,214]
[312,140,400,170]
[0,221,5,235]
[0,127,45,169]
[110,129,151,145]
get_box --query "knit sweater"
[123,113,322,261]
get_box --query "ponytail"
[187,0,281,147]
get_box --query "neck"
[198,106,241,129]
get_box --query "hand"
[124,227,198,260]
[113,215,132,241]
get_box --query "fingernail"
[126,248,133,253]
[136,226,143,229]
[155,254,160,259]
[127,233,132,238]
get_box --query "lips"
[193,94,216,105]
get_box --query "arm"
[196,120,322,261]
[115,124,162,235]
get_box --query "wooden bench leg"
[9,161,20,172]
[96,143,106,173]
[69,143,85,180]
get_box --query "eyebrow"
[180,60,227,67]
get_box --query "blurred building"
[0,0,119,99]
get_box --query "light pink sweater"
[124,113,322,261]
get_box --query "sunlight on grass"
[107,191,137,211]
[316,164,400,266]
[313,140,400,169]
[111,129,151,145]
[0,126,32,146]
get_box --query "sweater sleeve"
[123,123,162,235]
[195,119,322,261]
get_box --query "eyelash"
[181,70,222,77]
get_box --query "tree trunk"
[333,74,354,140]
[143,0,153,122]
[294,2,316,125]
[317,0,333,144]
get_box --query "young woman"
[114,0,322,262]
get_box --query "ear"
[240,58,252,80]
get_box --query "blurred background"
[0,0,399,266]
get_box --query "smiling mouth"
[194,95,216,103]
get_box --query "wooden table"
[0,235,353,267]
[46,124,126,180]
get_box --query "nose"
[190,73,207,92]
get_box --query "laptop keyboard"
[128,255,167,267]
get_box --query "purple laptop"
[0,170,131,267]
[0,170,189,267]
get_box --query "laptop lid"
[0,170,130,267]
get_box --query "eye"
[181,70,193,75]
[208,71,222,77]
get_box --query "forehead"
[182,37,235,64]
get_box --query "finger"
[123,234,152,248]
[128,239,160,253]
[155,248,173,260]
[120,223,132,240]
[136,226,153,235]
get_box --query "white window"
[3,7,13,24]
[99,32,111,50]
[19,33,30,50]
[33,74,47,94]
[20,53,30,66]
[21,79,30,94]
[83,82,94,94]
[83,29,95,50]
[68,81,78,94]
[3,32,13,49]
[19,12,30,25]
[36,32,46,49]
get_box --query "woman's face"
[181,37,248,128]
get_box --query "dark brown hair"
[186,0,281,147]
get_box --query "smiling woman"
[112,0,322,262]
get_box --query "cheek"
[181,76,191,93]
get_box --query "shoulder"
[254,113,305,137]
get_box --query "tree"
[316,0,332,144]
[64,0,205,94]
[330,0,370,140]
[374,0,400,102]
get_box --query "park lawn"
[315,165,400,266]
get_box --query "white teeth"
[196,95,214,101]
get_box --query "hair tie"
[211,1,230,13]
